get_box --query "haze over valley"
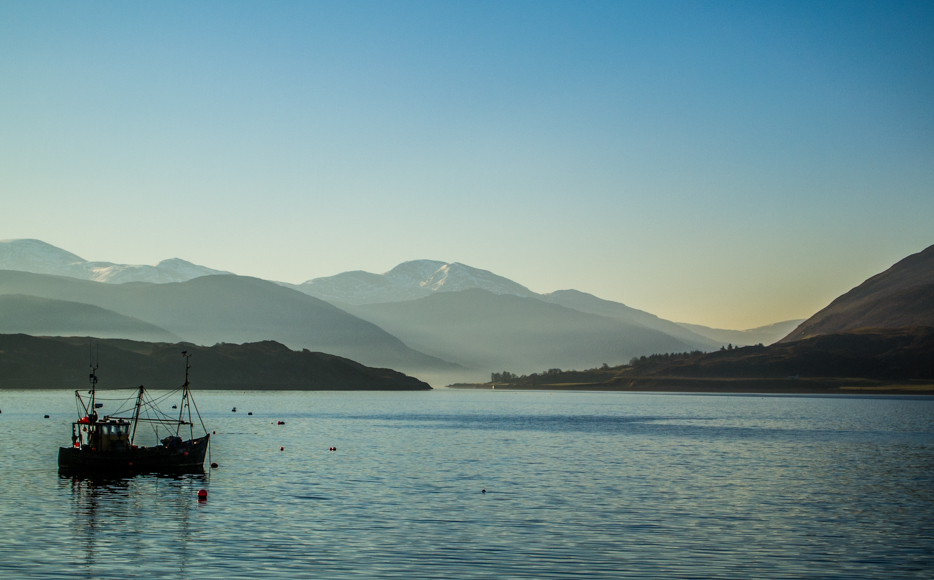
[3,238,932,388]
[0,238,820,385]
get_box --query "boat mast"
[130,385,145,445]
[177,351,192,438]
[88,342,98,419]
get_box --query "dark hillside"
[783,244,934,341]
[637,327,934,380]
[0,334,431,390]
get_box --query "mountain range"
[292,260,539,306]
[0,239,229,283]
[348,289,693,373]
[6,238,926,385]
[0,270,456,372]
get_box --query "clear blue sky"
[1,1,932,328]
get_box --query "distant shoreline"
[447,377,934,395]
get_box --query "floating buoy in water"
[248,412,253,415]
[481,489,486,493]
[329,446,337,451]
[277,420,285,425]
[184,451,189,456]
[128,462,133,467]
[211,462,218,468]
[197,489,208,500]
[213,430,216,434]
[44,415,50,418]
[232,407,237,412]
[280,446,284,451]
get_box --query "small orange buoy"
[211,462,218,468]
[197,489,208,500]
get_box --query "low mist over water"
[1,390,932,579]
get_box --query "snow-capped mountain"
[298,260,539,305]
[0,239,229,283]
[0,238,86,276]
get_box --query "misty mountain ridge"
[296,260,538,305]
[540,289,721,349]
[0,239,816,385]
[1,240,786,342]
[677,319,805,347]
[0,294,182,343]
[0,238,229,283]
[349,288,694,374]
[0,270,457,373]
[299,262,727,351]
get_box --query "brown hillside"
[782,244,934,341]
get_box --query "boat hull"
[58,434,210,475]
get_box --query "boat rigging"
[58,349,211,474]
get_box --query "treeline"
[490,364,618,386]
[489,350,731,385]
[490,347,775,385]
[627,350,706,370]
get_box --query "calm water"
[0,389,932,579]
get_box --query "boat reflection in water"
[65,471,206,578]
[58,351,210,476]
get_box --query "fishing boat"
[58,351,210,475]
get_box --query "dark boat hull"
[58,434,210,475]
